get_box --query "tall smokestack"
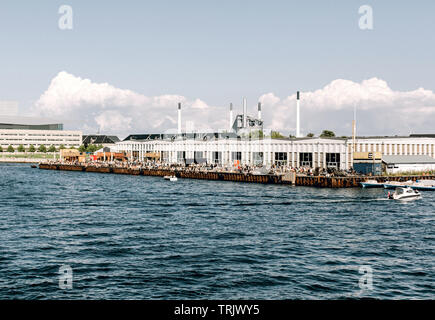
[229,103,233,131]
[243,97,247,128]
[178,103,181,134]
[296,91,301,138]
[257,102,262,120]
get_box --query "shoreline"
[38,163,435,188]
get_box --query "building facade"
[114,134,435,170]
[0,129,82,149]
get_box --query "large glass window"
[231,152,242,161]
[326,153,340,169]
[253,152,263,165]
[177,151,186,162]
[299,152,313,167]
[274,152,287,166]
[212,151,222,164]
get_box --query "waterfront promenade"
[38,161,435,188]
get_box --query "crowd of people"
[43,158,358,177]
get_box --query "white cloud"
[262,77,435,136]
[32,72,435,138]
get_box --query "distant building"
[0,116,82,149]
[382,155,435,174]
[82,135,120,147]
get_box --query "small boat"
[388,187,421,201]
[360,179,383,188]
[30,164,37,168]
[163,175,178,181]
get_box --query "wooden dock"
[38,163,435,188]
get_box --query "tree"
[0,146,3,152]
[78,144,86,153]
[28,145,36,152]
[7,145,14,153]
[48,145,56,152]
[38,144,47,153]
[59,144,65,150]
[17,144,25,152]
[271,131,286,139]
[320,130,336,138]
[307,133,315,138]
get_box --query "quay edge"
[38,163,435,188]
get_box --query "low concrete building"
[382,155,435,174]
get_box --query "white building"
[383,155,435,174]
[0,116,82,149]
[114,100,435,171]
[114,134,435,171]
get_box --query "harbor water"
[0,163,433,299]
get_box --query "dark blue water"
[0,163,433,299]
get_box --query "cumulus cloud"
[261,77,435,136]
[32,72,435,138]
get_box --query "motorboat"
[163,175,178,182]
[360,179,383,188]
[388,187,421,201]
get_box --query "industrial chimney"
[178,103,182,134]
[243,97,247,128]
[229,103,233,131]
[257,102,262,120]
[296,91,301,138]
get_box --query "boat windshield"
[396,188,405,195]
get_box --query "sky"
[0,0,434,138]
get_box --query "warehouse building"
[382,155,435,174]
[113,98,435,170]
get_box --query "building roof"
[0,116,63,130]
[83,135,120,145]
[382,155,435,164]
[123,132,241,142]
[409,134,435,138]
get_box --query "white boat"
[163,175,178,181]
[360,179,383,188]
[388,187,421,201]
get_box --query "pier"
[38,163,435,188]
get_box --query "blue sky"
[0,1,434,136]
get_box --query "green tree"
[48,145,56,152]
[17,144,25,152]
[59,144,65,150]
[271,131,286,139]
[320,130,336,138]
[78,144,86,153]
[0,146,3,152]
[28,145,36,152]
[7,145,14,153]
[306,133,315,137]
[38,144,47,153]
[86,144,103,153]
